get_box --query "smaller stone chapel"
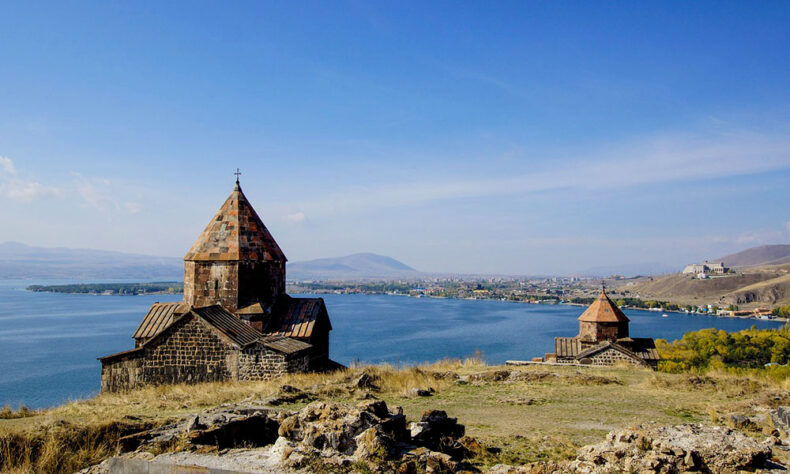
[99,177,339,392]
[542,288,659,369]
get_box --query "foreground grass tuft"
[0,406,33,420]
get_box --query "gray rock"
[568,423,772,473]
[409,387,434,397]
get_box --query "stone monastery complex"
[542,288,659,369]
[99,178,338,392]
[99,176,658,392]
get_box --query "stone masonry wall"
[237,261,285,309]
[184,261,240,310]
[578,321,626,343]
[184,260,286,311]
[101,315,314,392]
[101,315,239,392]
[140,316,238,385]
[101,355,144,392]
[238,345,309,381]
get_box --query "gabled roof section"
[237,302,266,315]
[133,302,188,340]
[261,335,313,355]
[575,341,646,365]
[191,305,262,346]
[627,338,660,361]
[98,346,143,362]
[578,289,630,323]
[184,181,286,262]
[266,297,330,339]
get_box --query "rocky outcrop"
[90,397,779,474]
[567,423,772,473]
[101,399,479,473]
[276,401,477,471]
[118,401,279,452]
[276,400,407,461]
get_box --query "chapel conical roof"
[578,288,629,323]
[184,180,286,262]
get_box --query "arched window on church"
[214,279,219,293]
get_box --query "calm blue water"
[0,279,783,409]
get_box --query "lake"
[0,279,783,409]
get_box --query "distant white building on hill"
[682,260,729,275]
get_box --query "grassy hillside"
[2,358,790,472]
[619,263,790,308]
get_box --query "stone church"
[100,178,337,392]
[543,288,659,369]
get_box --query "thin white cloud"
[0,157,16,174]
[731,221,790,246]
[72,173,143,214]
[0,156,62,202]
[124,202,143,214]
[283,211,307,224]
[289,128,790,217]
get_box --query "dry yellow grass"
[2,358,788,473]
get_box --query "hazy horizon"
[2,2,790,274]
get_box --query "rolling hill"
[0,243,418,282]
[286,253,418,280]
[718,244,790,268]
[617,262,790,308]
[0,242,183,280]
[616,244,790,308]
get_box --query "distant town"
[288,275,784,321]
[26,268,789,322]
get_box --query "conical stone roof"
[184,181,286,262]
[578,288,629,323]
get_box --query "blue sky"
[1,1,790,274]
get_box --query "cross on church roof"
[234,168,242,183]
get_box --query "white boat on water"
[662,313,668,317]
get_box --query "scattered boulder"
[468,370,512,383]
[353,371,381,391]
[410,410,466,456]
[726,414,756,431]
[431,371,460,381]
[460,369,621,386]
[264,385,317,406]
[722,412,781,437]
[568,423,772,473]
[408,387,435,397]
[498,397,541,406]
[188,413,279,449]
[776,406,790,428]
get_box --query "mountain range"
[717,245,790,268]
[0,242,418,281]
[0,242,183,280]
[287,253,418,280]
[3,241,789,282]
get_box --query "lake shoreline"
[24,283,787,323]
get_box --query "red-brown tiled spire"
[184,181,286,262]
[577,287,629,323]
